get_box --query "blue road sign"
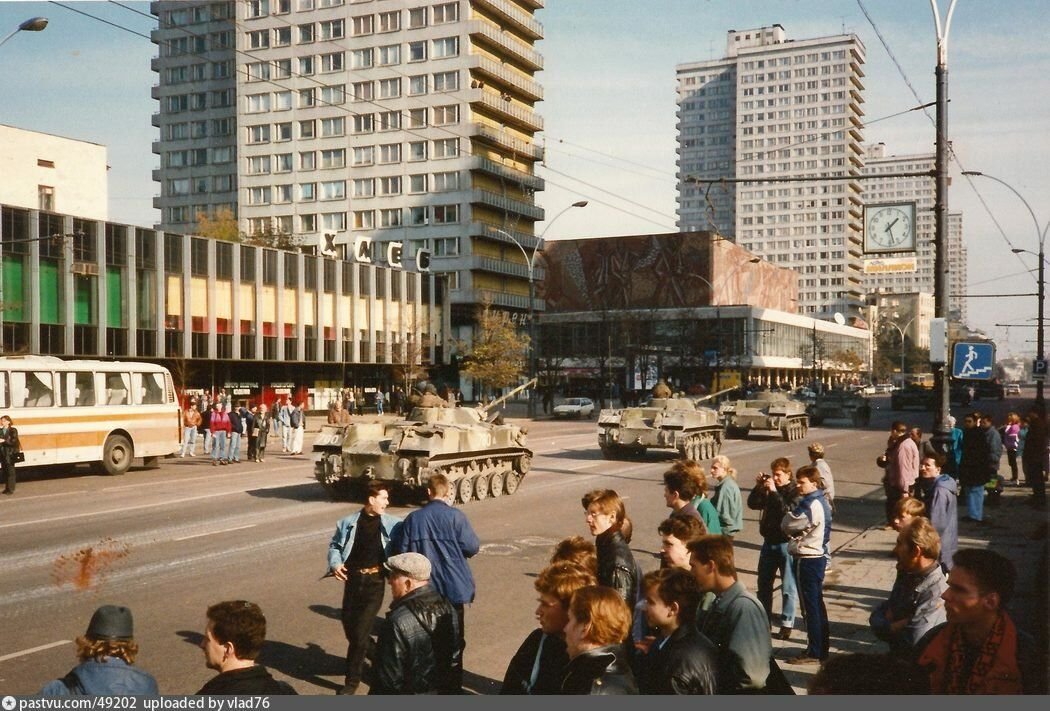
[952,341,996,380]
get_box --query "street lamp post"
[493,200,587,419]
[962,170,1050,407]
[882,316,917,382]
[693,257,760,392]
[0,16,48,49]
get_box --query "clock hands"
[884,217,899,234]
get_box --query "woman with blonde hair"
[1003,411,1021,485]
[710,454,743,537]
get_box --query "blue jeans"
[211,431,228,461]
[964,484,985,520]
[228,432,241,461]
[795,556,829,660]
[757,541,797,628]
[181,427,197,456]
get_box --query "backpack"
[289,409,302,429]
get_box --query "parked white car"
[553,397,595,419]
[1005,383,1021,395]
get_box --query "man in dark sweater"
[196,601,295,695]
[746,457,799,641]
[327,481,403,695]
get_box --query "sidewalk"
[775,482,1049,693]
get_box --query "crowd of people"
[179,395,308,464]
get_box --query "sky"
[0,0,1048,359]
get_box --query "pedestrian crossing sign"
[951,341,996,380]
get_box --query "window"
[352,14,374,36]
[434,237,459,256]
[380,208,402,227]
[320,180,346,200]
[432,104,458,125]
[353,178,374,197]
[319,85,345,105]
[299,183,316,201]
[408,41,426,62]
[378,10,400,32]
[247,29,269,48]
[351,48,373,69]
[320,51,345,73]
[432,37,459,58]
[379,176,401,195]
[299,119,315,139]
[211,146,233,163]
[407,141,427,161]
[275,122,293,141]
[212,174,234,192]
[378,110,400,131]
[377,44,400,66]
[408,7,426,28]
[353,210,375,230]
[273,26,291,46]
[433,2,458,23]
[298,23,314,43]
[246,0,268,19]
[247,186,271,205]
[246,93,270,113]
[274,153,293,172]
[433,205,459,224]
[247,124,270,143]
[246,61,270,82]
[319,19,345,40]
[432,138,458,158]
[352,114,374,134]
[247,155,271,174]
[406,108,426,128]
[298,56,315,75]
[378,143,401,164]
[300,151,316,171]
[274,90,292,110]
[273,59,291,79]
[298,88,315,108]
[432,171,459,192]
[321,148,346,169]
[353,146,374,166]
[320,117,345,137]
[300,214,317,232]
[379,78,401,98]
[408,206,427,225]
[409,174,427,193]
[408,75,427,95]
[433,70,458,92]
[274,184,293,203]
[352,80,373,102]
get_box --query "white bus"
[0,356,181,475]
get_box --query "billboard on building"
[863,257,918,274]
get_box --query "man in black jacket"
[196,601,296,695]
[582,489,637,607]
[370,552,460,694]
[746,457,799,641]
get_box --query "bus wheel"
[102,435,134,476]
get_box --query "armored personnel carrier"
[313,381,534,504]
[807,390,872,426]
[597,396,723,460]
[719,390,809,441]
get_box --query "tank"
[597,397,724,460]
[807,390,872,427]
[718,390,810,441]
[313,381,534,504]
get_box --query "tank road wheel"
[504,469,522,495]
[489,470,505,498]
[473,474,490,501]
[442,468,461,506]
[102,434,134,476]
[801,420,809,438]
[455,475,475,504]
[516,453,533,474]
[781,424,792,442]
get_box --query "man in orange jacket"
[916,548,1045,694]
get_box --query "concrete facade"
[0,125,109,221]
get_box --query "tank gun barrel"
[693,387,739,404]
[479,378,538,413]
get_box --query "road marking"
[0,640,71,663]
[174,524,257,542]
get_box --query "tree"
[194,207,240,243]
[243,222,300,251]
[392,321,430,395]
[459,300,528,398]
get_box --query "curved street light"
[492,200,588,418]
[881,315,917,382]
[0,17,48,50]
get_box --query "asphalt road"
[0,391,1034,695]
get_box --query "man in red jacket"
[209,404,232,466]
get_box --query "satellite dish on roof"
[833,312,846,325]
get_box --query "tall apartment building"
[151,0,545,341]
[676,24,866,319]
[862,143,967,327]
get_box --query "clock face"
[865,203,915,253]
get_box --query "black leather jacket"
[596,530,637,606]
[746,482,797,544]
[561,644,638,695]
[369,585,460,695]
[637,625,720,695]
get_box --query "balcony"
[471,122,544,161]
[453,288,538,311]
[469,156,544,191]
[467,20,543,71]
[468,255,545,281]
[472,0,544,40]
[472,90,544,132]
[473,221,541,251]
[471,189,545,221]
[471,55,543,101]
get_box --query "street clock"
[864,202,917,254]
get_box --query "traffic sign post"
[951,342,996,381]
[1034,357,1047,382]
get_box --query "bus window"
[0,372,6,408]
[104,373,131,406]
[62,372,96,407]
[134,372,166,405]
[12,371,55,407]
